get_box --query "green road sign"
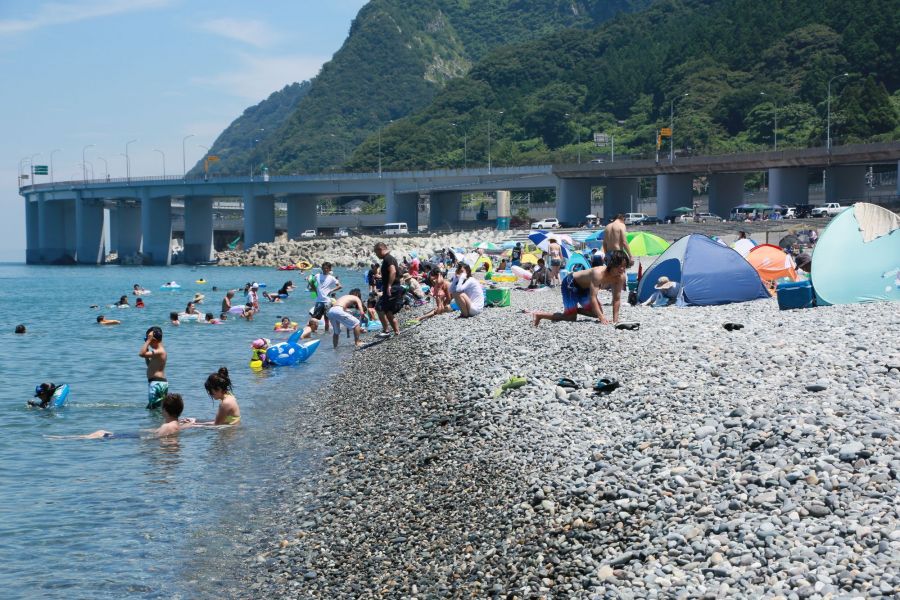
[32,165,48,175]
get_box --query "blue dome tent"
[811,203,900,305]
[637,234,770,306]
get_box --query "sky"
[0,0,368,261]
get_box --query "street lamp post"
[670,93,689,163]
[154,149,166,177]
[451,122,467,169]
[826,72,849,151]
[97,156,109,180]
[759,92,779,151]
[488,110,504,174]
[125,139,137,182]
[82,145,95,182]
[118,153,127,178]
[182,134,195,177]
[50,149,61,183]
[29,153,41,183]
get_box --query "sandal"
[723,323,745,331]
[593,378,620,394]
[556,377,579,389]
[615,322,640,331]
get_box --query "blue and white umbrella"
[584,229,605,249]
[528,230,571,260]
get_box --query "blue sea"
[0,264,362,599]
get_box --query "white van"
[383,222,409,236]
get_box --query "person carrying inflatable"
[249,339,272,369]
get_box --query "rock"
[839,441,865,461]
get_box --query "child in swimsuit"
[184,367,241,426]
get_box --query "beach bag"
[485,288,511,308]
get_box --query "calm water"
[0,264,361,599]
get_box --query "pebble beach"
[240,286,900,598]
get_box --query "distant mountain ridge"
[198,0,650,176]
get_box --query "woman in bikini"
[185,367,241,426]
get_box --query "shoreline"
[238,288,900,597]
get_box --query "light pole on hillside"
[759,92,778,151]
[670,93,689,163]
[182,134,195,178]
[826,72,849,151]
[451,122,467,169]
[488,110,504,174]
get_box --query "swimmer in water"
[28,382,62,409]
[139,326,168,410]
[274,316,297,332]
[169,312,180,326]
[300,317,319,339]
[97,315,121,325]
[182,367,240,426]
[55,393,187,439]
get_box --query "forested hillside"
[345,0,900,172]
[199,0,649,175]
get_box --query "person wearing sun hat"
[642,275,680,307]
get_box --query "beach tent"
[747,244,799,295]
[565,252,591,273]
[811,203,900,305]
[732,238,757,257]
[637,234,770,306]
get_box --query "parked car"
[793,204,815,218]
[383,222,409,235]
[811,202,846,217]
[300,229,317,238]
[333,228,350,238]
[531,217,560,229]
[633,216,662,225]
[696,212,723,223]
[623,213,648,225]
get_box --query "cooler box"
[776,280,814,310]
[485,288,511,307]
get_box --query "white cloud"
[0,0,173,36]
[193,52,327,102]
[199,17,281,48]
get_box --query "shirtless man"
[326,288,365,348]
[60,393,186,439]
[548,238,563,285]
[530,250,629,326]
[602,214,633,265]
[139,326,168,409]
[97,315,121,325]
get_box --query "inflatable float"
[160,282,181,290]
[195,279,207,284]
[265,332,321,366]
[273,321,299,332]
[511,265,532,280]
[228,305,246,314]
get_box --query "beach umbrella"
[742,203,771,211]
[473,241,501,252]
[672,206,693,214]
[500,240,518,250]
[568,230,593,243]
[584,229,605,250]
[626,231,670,257]
[528,231,571,259]
[778,234,799,249]
[520,253,540,265]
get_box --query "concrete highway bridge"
[19,142,900,265]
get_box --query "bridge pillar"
[141,189,172,266]
[386,189,419,230]
[38,196,75,264]
[825,165,865,204]
[708,173,744,218]
[286,195,318,239]
[75,194,106,264]
[243,188,275,247]
[183,196,214,263]
[556,178,592,226]
[897,161,900,196]
[603,178,640,219]
[768,167,807,206]
[25,197,39,264]
[656,174,693,221]
[111,201,142,259]
[429,191,461,230]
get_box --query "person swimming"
[51,393,187,439]
[183,367,241,426]
[28,382,63,409]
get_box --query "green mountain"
[190,81,311,177]
[349,0,899,172]
[201,0,650,176]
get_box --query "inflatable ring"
[195,279,207,284]
[273,321,299,331]
[297,261,312,270]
